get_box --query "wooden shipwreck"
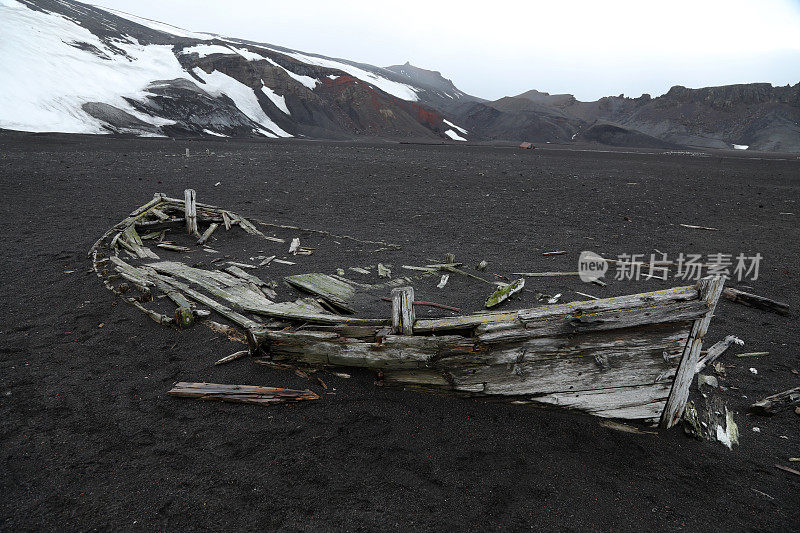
[90,192,725,429]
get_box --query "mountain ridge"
[1,0,797,152]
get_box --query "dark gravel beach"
[1,132,798,531]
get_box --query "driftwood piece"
[184,189,198,236]
[750,387,800,415]
[197,223,219,245]
[392,287,415,335]
[156,243,191,253]
[214,350,250,366]
[284,273,356,313]
[167,382,319,405]
[660,276,726,429]
[695,335,743,373]
[680,223,719,231]
[775,464,800,477]
[722,288,790,316]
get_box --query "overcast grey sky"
[91,0,800,101]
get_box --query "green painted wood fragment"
[485,278,525,308]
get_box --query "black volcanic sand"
[1,132,798,531]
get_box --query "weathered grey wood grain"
[695,335,742,372]
[414,311,519,333]
[150,273,260,329]
[168,382,319,404]
[529,383,673,421]
[660,276,725,429]
[284,273,356,313]
[196,223,219,245]
[260,329,475,368]
[147,261,274,310]
[392,286,415,335]
[184,189,198,236]
[244,301,389,326]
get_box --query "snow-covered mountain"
[2,0,797,151]
[0,0,477,140]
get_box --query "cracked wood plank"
[660,276,725,429]
[168,382,319,405]
[284,273,356,313]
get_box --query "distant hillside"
[452,85,800,152]
[1,0,797,151]
[0,0,475,141]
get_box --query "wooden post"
[391,286,415,335]
[660,276,725,428]
[184,189,198,236]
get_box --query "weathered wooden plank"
[109,256,155,287]
[447,344,676,397]
[284,273,356,313]
[414,311,519,333]
[196,222,219,245]
[148,261,274,310]
[119,225,160,259]
[444,323,689,367]
[529,383,673,420]
[88,194,167,256]
[168,382,319,404]
[750,386,800,415]
[152,274,260,329]
[516,286,699,322]
[244,300,389,325]
[184,189,198,236]
[660,276,726,429]
[519,300,707,338]
[722,287,790,316]
[260,329,476,369]
[695,335,742,372]
[381,369,451,387]
[392,286,415,335]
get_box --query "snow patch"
[0,1,188,133]
[230,47,266,61]
[443,119,468,135]
[733,144,749,150]
[261,84,290,115]
[265,47,418,101]
[327,75,339,80]
[203,129,228,137]
[445,129,467,141]
[180,44,234,58]
[192,68,291,138]
[262,56,318,90]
